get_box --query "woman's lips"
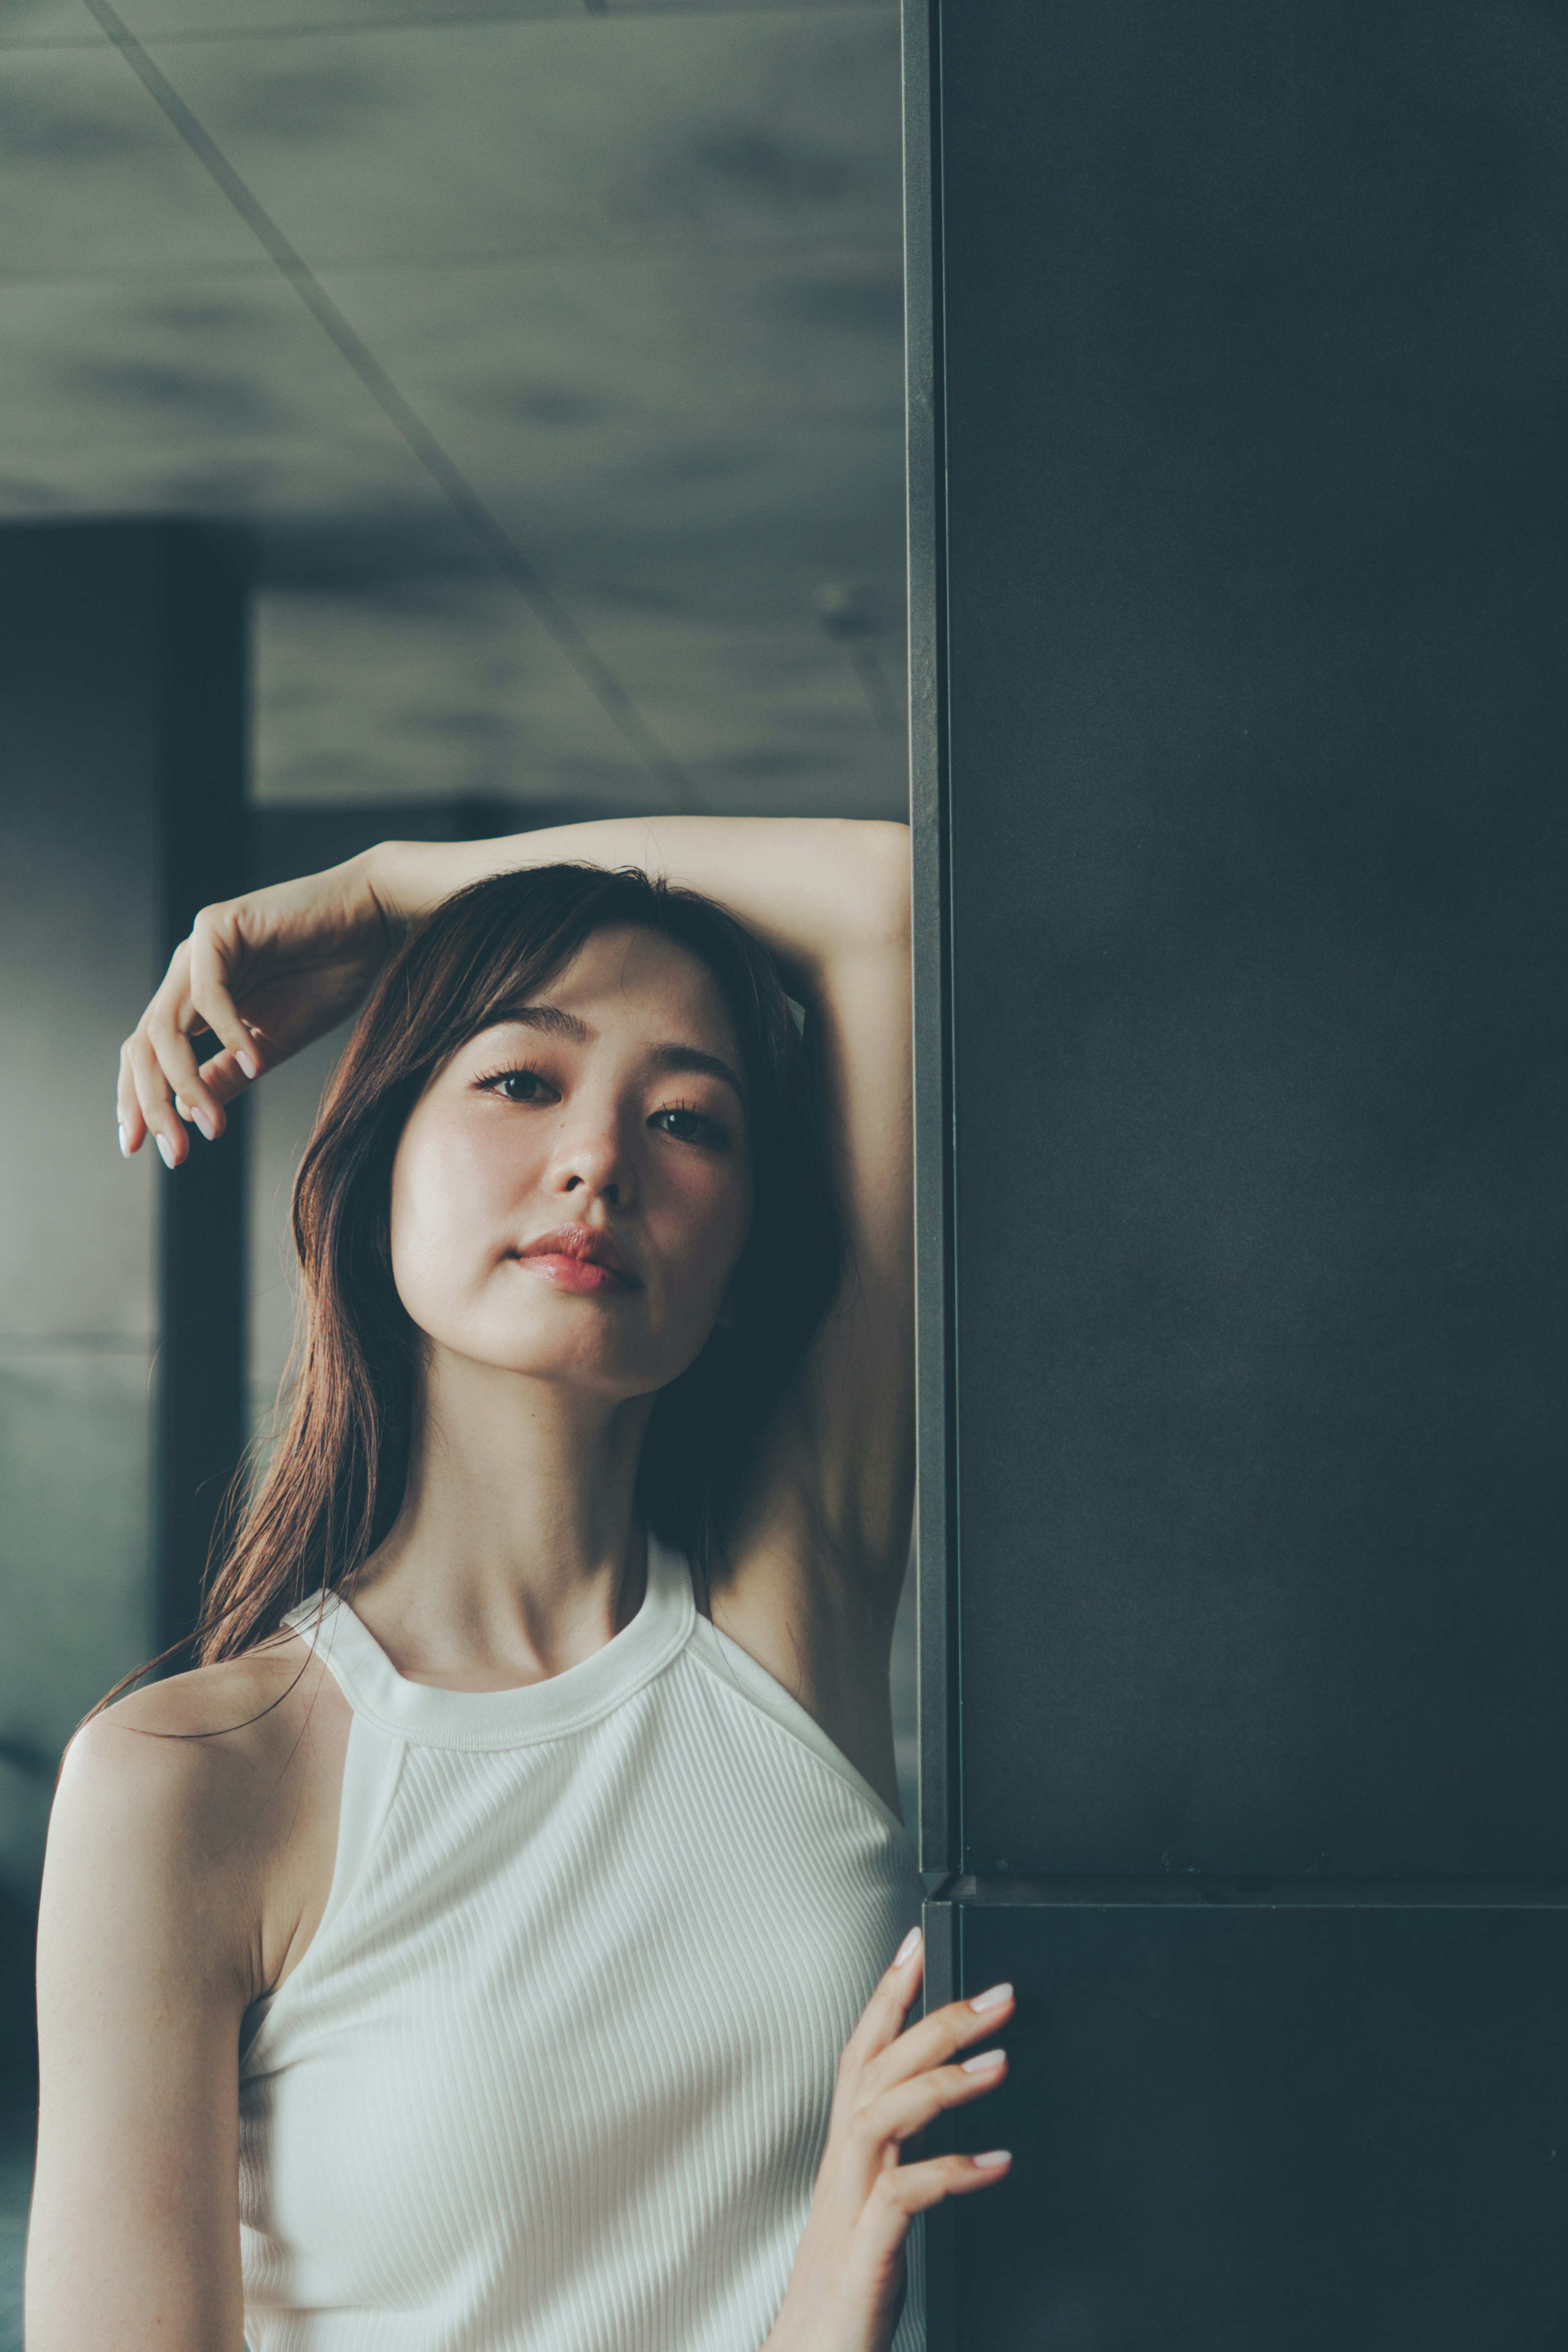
[517,1252,633,1295]
[512,1227,638,1294]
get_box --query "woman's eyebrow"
[495,1004,592,1043]
[491,1013,743,1103]
[650,1043,746,1104]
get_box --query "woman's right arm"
[26,1704,256,2352]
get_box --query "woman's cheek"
[390,1207,466,1341]
[390,1122,508,1328]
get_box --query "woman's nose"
[545,1115,635,1208]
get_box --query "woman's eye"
[491,1068,552,1104]
[651,1105,727,1148]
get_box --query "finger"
[194,1045,259,1110]
[833,2151,1014,2314]
[116,1041,146,1158]
[188,913,261,1083]
[861,2050,1009,2154]
[838,1927,926,2076]
[146,998,224,1142]
[857,2150,1012,2254]
[860,1983,1016,2099]
[127,1029,188,1169]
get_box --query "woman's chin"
[424,1331,670,1402]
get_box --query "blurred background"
[0,0,912,2331]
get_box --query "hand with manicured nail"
[763,1927,1013,2352]
[114,852,397,1168]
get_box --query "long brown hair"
[195,864,840,1664]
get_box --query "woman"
[28,816,1013,2352]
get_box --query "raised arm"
[117,816,914,1584]
[374,816,911,1002]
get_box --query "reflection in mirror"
[2,4,951,2347]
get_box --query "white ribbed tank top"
[238,1532,924,2352]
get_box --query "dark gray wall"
[940,0,1568,1882]
[935,1884,1568,2350]
[909,2,1568,2341]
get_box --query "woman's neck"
[346,1348,657,1692]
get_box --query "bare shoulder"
[50,1636,351,2001]
[62,1636,337,1824]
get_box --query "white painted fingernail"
[895,1925,922,1966]
[972,2149,1012,2170]
[961,2048,1005,2073]
[117,1123,129,1159]
[156,1134,176,1169]
[969,1982,1013,2013]
[237,1050,259,1081]
[193,1106,216,1142]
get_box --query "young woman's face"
[389,924,754,1403]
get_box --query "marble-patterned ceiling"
[0,0,908,814]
